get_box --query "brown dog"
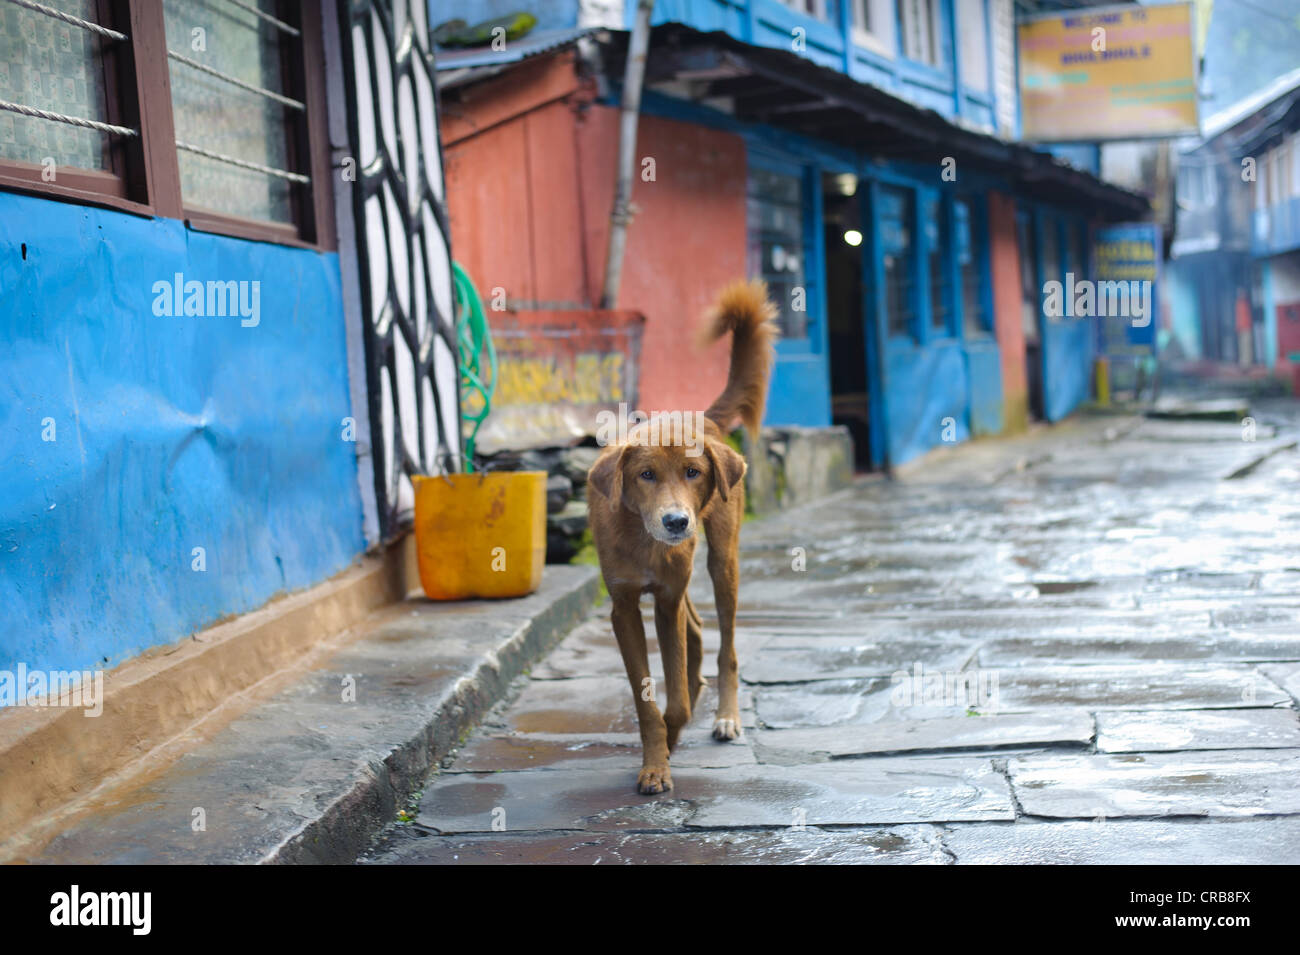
[587,280,777,793]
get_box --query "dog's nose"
[662,512,689,535]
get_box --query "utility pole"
[601,0,655,309]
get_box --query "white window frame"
[779,0,829,20]
[897,0,942,68]
[851,0,894,56]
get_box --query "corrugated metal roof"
[434,26,602,71]
[1202,66,1300,141]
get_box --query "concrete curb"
[0,535,421,849]
[15,565,600,865]
[274,567,601,864]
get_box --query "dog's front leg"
[611,590,672,794]
[653,586,691,754]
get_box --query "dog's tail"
[700,279,779,443]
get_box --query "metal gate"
[337,0,461,540]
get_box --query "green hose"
[453,262,496,472]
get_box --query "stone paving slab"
[979,629,1300,666]
[943,818,1300,864]
[754,608,1219,645]
[988,665,1292,711]
[1008,750,1300,819]
[499,676,758,735]
[751,710,1095,760]
[1261,663,1300,707]
[753,665,1291,728]
[447,730,758,772]
[530,619,771,681]
[366,824,947,864]
[415,756,1014,833]
[741,640,976,683]
[1096,708,1300,752]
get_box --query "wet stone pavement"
[364,407,1300,864]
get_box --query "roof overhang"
[625,26,1148,220]
[438,24,1150,220]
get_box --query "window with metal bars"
[746,163,809,340]
[879,184,915,340]
[0,0,331,248]
[954,196,989,339]
[924,192,949,337]
[896,0,940,67]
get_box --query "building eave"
[437,23,1150,220]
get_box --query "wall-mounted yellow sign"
[1018,2,1199,142]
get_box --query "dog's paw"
[637,765,673,795]
[712,717,743,741]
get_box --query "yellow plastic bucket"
[412,471,547,600]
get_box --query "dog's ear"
[704,440,746,503]
[588,446,627,511]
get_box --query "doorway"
[1016,210,1045,421]
[822,172,872,470]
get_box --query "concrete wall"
[747,426,854,514]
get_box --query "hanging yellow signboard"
[1018,2,1199,142]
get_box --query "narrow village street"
[366,403,1300,864]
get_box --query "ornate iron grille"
[337,0,461,540]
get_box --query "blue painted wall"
[1042,319,1092,422]
[883,340,970,463]
[966,342,1003,436]
[0,192,366,675]
[1253,196,1300,259]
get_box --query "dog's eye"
[685,467,701,479]
[639,470,655,481]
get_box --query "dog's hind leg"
[684,594,707,712]
[611,590,672,794]
[705,506,744,741]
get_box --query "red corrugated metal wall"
[442,52,748,418]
